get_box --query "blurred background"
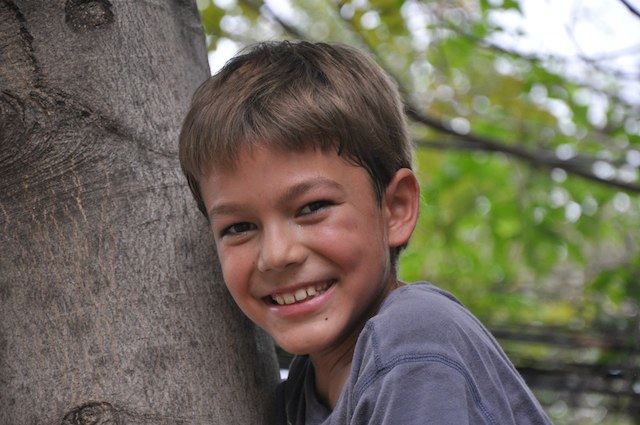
[195,0,640,423]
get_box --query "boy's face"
[200,147,403,358]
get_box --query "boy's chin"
[275,341,311,357]
[274,339,320,357]
[274,336,338,358]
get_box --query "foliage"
[197,0,640,421]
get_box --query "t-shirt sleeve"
[351,355,499,425]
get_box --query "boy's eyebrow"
[278,177,343,207]
[207,177,343,220]
[207,203,244,221]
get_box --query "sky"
[490,0,640,75]
[488,0,640,104]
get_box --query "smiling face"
[200,147,418,360]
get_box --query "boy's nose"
[256,224,304,272]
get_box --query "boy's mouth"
[270,280,334,305]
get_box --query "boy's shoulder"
[378,281,466,316]
[369,282,484,340]
[354,282,503,374]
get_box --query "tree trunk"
[0,1,279,424]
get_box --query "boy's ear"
[384,168,420,248]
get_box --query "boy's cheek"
[218,253,248,288]
[218,255,234,281]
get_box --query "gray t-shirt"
[278,282,552,425]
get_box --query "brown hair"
[179,40,412,216]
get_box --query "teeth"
[272,282,331,305]
[294,288,308,302]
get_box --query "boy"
[179,41,552,424]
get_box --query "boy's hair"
[179,41,412,212]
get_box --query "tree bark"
[0,1,279,423]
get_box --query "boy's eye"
[298,200,332,216]
[221,222,256,237]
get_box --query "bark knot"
[65,0,114,32]
[61,402,119,425]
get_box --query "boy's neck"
[311,342,355,410]
[310,279,406,409]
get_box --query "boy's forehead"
[202,144,364,187]
[205,143,340,175]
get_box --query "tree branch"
[407,106,640,193]
[239,0,308,40]
[619,0,640,19]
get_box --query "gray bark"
[0,1,279,424]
